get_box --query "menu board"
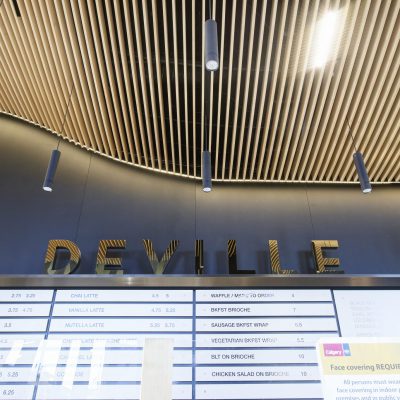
[0,288,395,399]
[333,290,400,337]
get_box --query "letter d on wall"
[44,240,81,274]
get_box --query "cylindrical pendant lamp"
[205,19,219,71]
[202,150,212,192]
[43,149,61,192]
[353,151,371,194]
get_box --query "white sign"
[56,290,192,302]
[2,287,397,400]
[49,318,192,332]
[53,303,192,317]
[196,289,332,302]
[197,303,335,316]
[317,338,400,400]
[196,317,337,331]
[0,291,53,302]
[334,290,400,336]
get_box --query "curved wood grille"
[0,0,399,183]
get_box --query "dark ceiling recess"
[0,0,399,183]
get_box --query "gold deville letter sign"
[195,240,204,275]
[312,240,342,273]
[143,240,179,274]
[268,240,297,275]
[44,238,343,274]
[96,240,126,274]
[227,240,256,274]
[44,240,81,275]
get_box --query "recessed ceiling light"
[310,9,345,69]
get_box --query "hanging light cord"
[204,0,214,152]
[205,70,210,151]
[74,153,92,243]
[305,184,316,239]
[57,82,75,150]
[204,0,212,152]
[345,115,357,153]
[194,178,197,238]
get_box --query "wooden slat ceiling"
[0,0,399,183]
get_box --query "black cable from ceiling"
[12,0,21,17]
[345,115,358,153]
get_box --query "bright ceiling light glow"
[310,9,344,69]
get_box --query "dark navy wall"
[1,115,399,275]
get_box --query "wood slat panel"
[0,0,398,184]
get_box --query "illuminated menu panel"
[196,348,318,364]
[39,366,192,382]
[0,385,35,400]
[52,303,192,317]
[0,334,45,348]
[196,317,337,331]
[333,290,400,337]
[0,290,53,400]
[49,318,192,332]
[49,290,192,399]
[0,291,53,303]
[47,333,192,348]
[0,320,48,333]
[0,304,51,317]
[195,383,323,399]
[196,365,320,381]
[195,289,337,400]
[197,302,335,316]
[35,384,192,400]
[5,288,397,399]
[0,367,38,382]
[196,332,338,347]
[196,289,332,302]
[55,290,192,302]
[0,289,193,399]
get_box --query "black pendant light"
[43,150,61,192]
[202,150,212,192]
[205,0,219,71]
[202,0,218,192]
[353,152,372,193]
[205,19,219,71]
[346,116,372,194]
[43,83,75,192]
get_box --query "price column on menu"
[194,289,339,400]
[0,290,54,400]
[36,289,193,400]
